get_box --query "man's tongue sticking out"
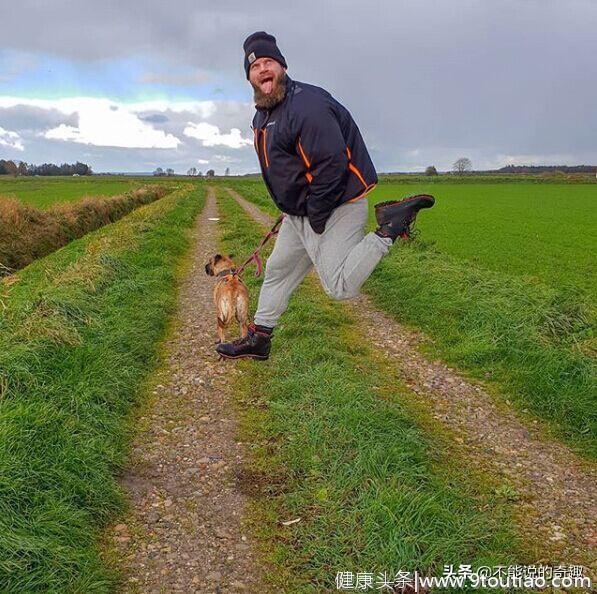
[262,76,274,94]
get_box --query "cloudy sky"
[0,0,595,174]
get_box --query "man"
[216,31,434,361]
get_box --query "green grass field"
[226,178,596,456]
[0,176,153,208]
[372,182,597,299]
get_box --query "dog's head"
[205,253,236,276]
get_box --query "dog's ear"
[214,254,222,262]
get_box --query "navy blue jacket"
[251,76,377,233]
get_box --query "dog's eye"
[214,254,222,261]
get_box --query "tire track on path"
[225,185,596,573]
[110,187,270,593]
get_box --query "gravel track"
[111,187,270,593]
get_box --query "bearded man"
[216,31,435,360]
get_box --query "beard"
[251,71,288,110]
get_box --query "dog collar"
[216,268,236,278]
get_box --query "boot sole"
[375,194,435,210]
[217,352,269,360]
[374,194,435,227]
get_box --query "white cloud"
[0,126,24,150]
[197,158,209,164]
[183,122,252,148]
[0,97,180,149]
[128,99,217,118]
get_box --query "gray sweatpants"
[254,198,392,328]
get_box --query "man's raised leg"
[303,198,393,300]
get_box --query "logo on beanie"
[248,52,256,64]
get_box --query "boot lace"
[230,333,252,346]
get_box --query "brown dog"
[205,254,250,343]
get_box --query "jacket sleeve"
[295,99,349,234]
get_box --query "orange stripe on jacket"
[347,182,377,202]
[297,138,311,169]
[262,128,269,167]
[348,162,368,188]
[346,144,370,190]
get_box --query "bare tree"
[166,168,175,176]
[206,169,215,178]
[225,167,230,176]
[187,167,197,176]
[425,165,438,176]
[452,157,472,175]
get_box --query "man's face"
[249,57,287,109]
[248,57,286,95]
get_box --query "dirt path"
[110,187,269,593]
[225,186,597,571]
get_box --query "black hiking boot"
[374,194,435,241]
[216,323,272,360]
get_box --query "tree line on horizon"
[0,159,92,176]
[421,160,596,175]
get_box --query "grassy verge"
[215,188,523,593]
[0,183,204,592]
[0,184,171,274]
[226,180,596,458]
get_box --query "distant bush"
[541,170,569,180]
[0,185,169,274]
[425,165,438,176]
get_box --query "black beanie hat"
[243,31,287,79]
